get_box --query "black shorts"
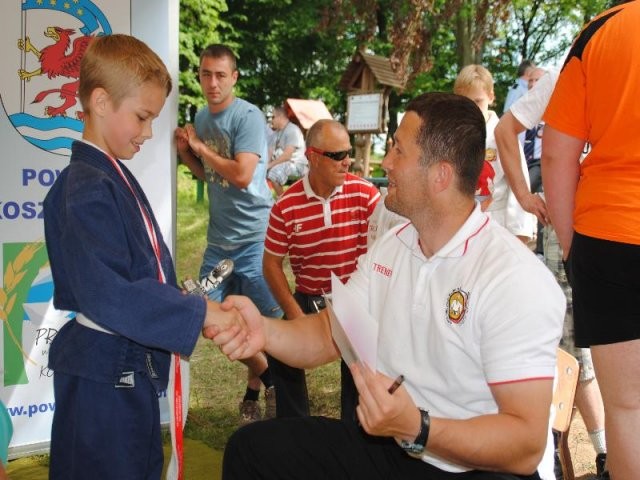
[570,232,640,347]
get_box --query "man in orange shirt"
[542,2,640,478]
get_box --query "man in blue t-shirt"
[176,44,283,425]
[502,59,535,114]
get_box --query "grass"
[6,166,341,479]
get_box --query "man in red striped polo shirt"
[263,119,380,419]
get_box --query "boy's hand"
[202,299,244,339]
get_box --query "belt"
[75,313,116,335]
[294,291,328,313]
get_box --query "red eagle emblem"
[17,26,94,118]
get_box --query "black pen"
[387,374,405,394]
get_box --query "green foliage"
[177,0,612,142]
[218,0,357,114]
[484,0,609,109]
[405,0,610,111]
[410,22,459,94]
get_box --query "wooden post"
[355,133,373,176]
[356,64,374,176]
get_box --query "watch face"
[400,440,425,456]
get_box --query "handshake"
[185,260,264,358]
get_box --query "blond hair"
[78,34,172,115]
[453,64,494,98]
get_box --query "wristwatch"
[400,408,430,457]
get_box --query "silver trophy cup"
[182,259,234,296]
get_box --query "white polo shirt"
[346,203,565,473]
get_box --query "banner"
[0,0,179,457]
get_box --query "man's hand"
[183,124,207,158]
[175,124,206,181]
[175,124,207,157]
[174,126,191,157]
[351,363,421,442]
[213,295,266,360]
[518,191,549,226]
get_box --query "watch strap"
[400,408,430,456]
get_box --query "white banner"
[0,0,179,457]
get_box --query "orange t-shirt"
[544,1,640,245]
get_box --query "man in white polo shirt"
[217,92,565,480]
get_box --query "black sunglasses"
[306,146,353,161]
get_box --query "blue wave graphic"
[10,112,83,132]
[22,135,74,152]
[23,279,53,321]
[25,282,53,304]
[8,112,82,155]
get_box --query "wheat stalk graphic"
[0,242,43,365]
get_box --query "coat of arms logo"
[1,0,112,156]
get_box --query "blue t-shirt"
[194,98,273,246]
[503,77,529,113]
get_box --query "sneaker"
[594,453,609,479]
[264,386,276,420]
[239,399,261,426]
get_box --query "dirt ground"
[569,411,601,479]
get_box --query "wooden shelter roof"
[284,98,333,131]
[339,51,406,91]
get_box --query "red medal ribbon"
[106,153,184,478]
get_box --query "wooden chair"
[552,348,579,480]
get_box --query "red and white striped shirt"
[265,173,380,294]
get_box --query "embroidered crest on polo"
[446,288,469,325]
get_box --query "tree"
[177,0,611,130]
[485,0,610,109]
[219,0,357,115]
[454,0,511,67]
[333,0,468,86]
